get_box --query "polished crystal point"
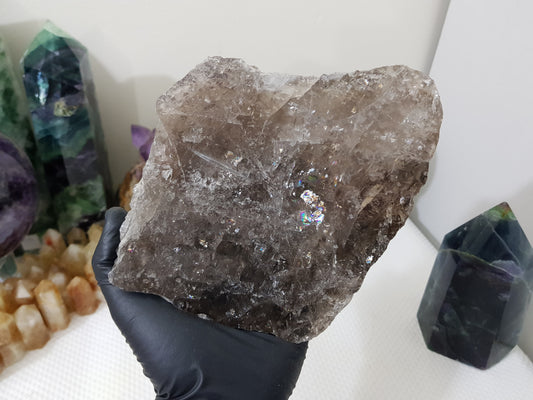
[0,311,20,346]
[0,35,33,154]
[66,276,98,315]
[417,202,533,369]
[0,134,38,258]
[111,57,442,342]
[34,279,70,331]
[0,340,26,367]
[21,21,111,233]
[14,304,50,350]
[0,34,54,233]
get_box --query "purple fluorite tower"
[0,134,38,258]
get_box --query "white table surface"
[1,220,532,399]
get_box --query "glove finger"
[92,207,127,285]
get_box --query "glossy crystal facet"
[417,202,533,369]
[0,134,38,258]
[0,34,54,233]
[21,22,111,233]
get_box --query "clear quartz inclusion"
[417,203,533,369]
[111,57,442,342]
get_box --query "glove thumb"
[92,207,127,286]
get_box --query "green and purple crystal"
[21,22,111,233]
[0,134,38,258]
[0,34,54,233]
[417,202,533,369]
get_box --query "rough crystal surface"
[111,57,442,342]
[417,202,533,369]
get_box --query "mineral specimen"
[66,276,98,315]
[14,279,36,306]
[111,57,442,342]
[0,283,10,312]
[0,36,31,153]
[59,244,86,275]
[0,222,104,373]
[84,261,97,287]
[0,311,20,346]
[0,282,16,314]
[131,124,155,162]
[119,161,144,212]
[21,22,111,233]
[48,268,68,291]
[34,279,70,331]
[27,266,45,283]
[0,34,54,233]
[66,227,88,246]
[42,228,67,255]
[87,223,103,243]
[14,304,50,350]
[119,125,155,211]
[0,340,26,366]
[417,203,533,369]
[0,134,38,258]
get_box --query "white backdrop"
[0,0,449,187]
[411,0,533,359]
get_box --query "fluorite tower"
[418,203,533,369]
[0,134,38,258]
[21,22,111,233]
[0,34,54,232]
[0,36,32,150]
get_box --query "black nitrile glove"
[92,207,308,400]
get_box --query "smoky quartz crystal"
[111,57,442,342]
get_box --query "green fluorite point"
[418,202,533,369]
[0,36,31,148]
[21,22,111,233]
[24,21,86,58]
[485,202,517,222]
[55,176,106,233]
[42,20,73,39]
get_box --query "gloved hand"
[92,207,308,400]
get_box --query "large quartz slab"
[111,57,442,342]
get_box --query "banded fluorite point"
[21,21,111,233]
[417,203,533,369]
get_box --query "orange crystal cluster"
[0,223,103,373]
